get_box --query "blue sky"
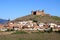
[0,0,60,20]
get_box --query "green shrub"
[6,29,14,32]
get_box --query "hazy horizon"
[0,0,60,20]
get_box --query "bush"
[55,30,60,33]
[6,29,14,32]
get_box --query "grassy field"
[0,32,60,40]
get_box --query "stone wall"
[31,10,45,16]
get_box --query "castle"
[31,10,50,16]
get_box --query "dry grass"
[0,32,60,40]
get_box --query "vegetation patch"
[5,29,14,32]
[12,30,28,34]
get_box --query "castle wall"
[31,10,45,16]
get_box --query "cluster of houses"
[0,20,60,32]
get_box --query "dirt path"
[0,31,14,35]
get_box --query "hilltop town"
[0,0,60,40]
[0,10,60,33]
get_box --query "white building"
[49,23,57,28]
[39,23,45,27]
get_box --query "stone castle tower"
[31,10,45,16]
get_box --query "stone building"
[31,10,50,16]
[31,10,45,16]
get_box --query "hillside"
[13,15,60,24]
[0,19,9,24]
